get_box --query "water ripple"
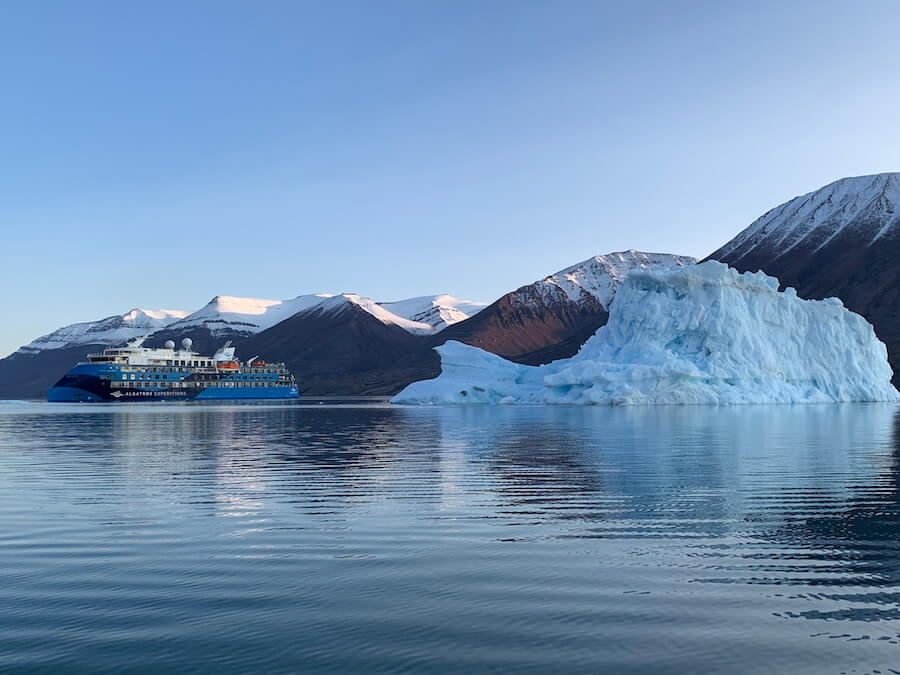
[1,402,900,672]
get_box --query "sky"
[1,0,900,356]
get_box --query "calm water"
[2,401,900,673]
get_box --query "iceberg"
[391,261,900,405]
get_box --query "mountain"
[166,294,335,337]
[0,250,694,398]
[378,295,488,333]
[143,292,483,354]
[230,250,697,395]
[238,298,426,394]
[312,294,480,335]
[0,292,486,398]
[18,308,188,353]
[433,251,697,365]
[145,294,335,355]
[708,172,900,382]
[0,308,189,399]
[219,293,487,395]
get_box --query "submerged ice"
[392,261,900,405]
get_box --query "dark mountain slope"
[430,285,609,365]
[708,172,900,382]
[238,300,425,395]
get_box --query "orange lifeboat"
[217,361,239,370]
[251,360,266,367]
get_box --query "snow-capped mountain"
[0,250,693,398]
[0,289,489,397]
[18,308,189,354]
[378,295,487,332]
[164,294,335,338]
[306,294,484,335]
[153,292,485,341]
[435,250,696,365]
[528,251,696,309]
[713,173,900,266]
[708,172,900,383]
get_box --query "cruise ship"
[47,339,299,402]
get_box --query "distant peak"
[122,308,190,321]
[527,251,697,308]
[712,171,900,263]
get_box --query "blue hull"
[47,384,299,402]
[47,364,299,402]
[46,386,106,403]
[194,387,300,400]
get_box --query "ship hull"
[46,364,300,402]
[47,381,300,402]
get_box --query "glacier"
[391,261,900,405]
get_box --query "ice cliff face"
[391,261,900,405]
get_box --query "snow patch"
[378,294,487,332]
[168,294,334,335]
[715,173,900,262]
[392,261,900,406]
[529,250,696,308]
[310,294,436,334]
[19,308,190,353]
[173,292,487,337]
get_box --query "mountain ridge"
[708,171,900,383]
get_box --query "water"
[2,400,900,673]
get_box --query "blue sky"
[2,0,900,356]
